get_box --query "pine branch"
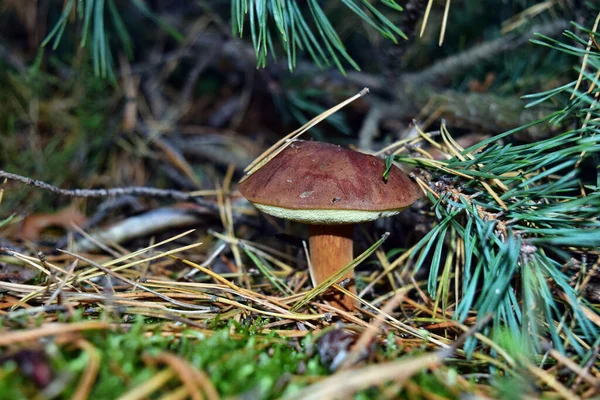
[349,18,571,149]
[231,0,407,73]
[42,0,181,78]
[401,19,570,86]
[393,26,600,355]
[400,128,600,355]
[371,22,600,357]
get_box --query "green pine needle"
[395,24,600,357]
[232,0,406,73]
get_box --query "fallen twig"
[0,321,110,346]
[74,207,205,252]
[0,170,220,212]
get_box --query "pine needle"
[439,0,451,46]
[571,12,600,100]
[240,87,369,183]
[420,0,434,38]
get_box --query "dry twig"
[0,170,220,213]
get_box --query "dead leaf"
[0,262,40,283]
[317,328,374,371]
[19,206,86,241]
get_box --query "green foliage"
[395,25,600,357]
[0,216,13,229]
[0,318,326,399]
[42,0,181,79]
[0,63,114,211]
[400,369,460,399]
[42,1,406,77]
[232,0,406,73]
[488,328,538,397]
[242,244,295,296]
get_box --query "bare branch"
[402,20,570,86]
[0,170,219,212]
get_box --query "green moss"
[0,318,327,399]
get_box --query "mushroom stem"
[308,224,356,311]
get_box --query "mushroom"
[239,140,421,310]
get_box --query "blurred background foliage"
[0,1,594,215]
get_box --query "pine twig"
[0,170,220,212]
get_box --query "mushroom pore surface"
[239,140,421,224]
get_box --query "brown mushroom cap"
[239,140,421,224]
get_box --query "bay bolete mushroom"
[239,140,421,310]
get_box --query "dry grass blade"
[168,255,326,321]
[339,289,407,369]
[0,178,6,205]
[335,285,450,348]
[557,291,600,328]
[73,208,202,253]
[439,0,451,46]
[71,339,102,400]
[77,241,204,282]
[548,349,600,388]
[286,352,444,400]
[117,370,176,400]
[59,249,213,312]
[439,124,509,191]
[16,240,201,306]
[12,230,199,307]
[0,321,110,346]
[2,248,65,278]
[501,0,558,33]
[210,231,294,274]
[45,259,78,306]
[358,242,418,299]
[103,229,197,266]
[147,352,205,400]
[571,12,600,101]
[525,361,582,400]
[575,13,600,165]
[420,0,434,38]
[240,88,369,183]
